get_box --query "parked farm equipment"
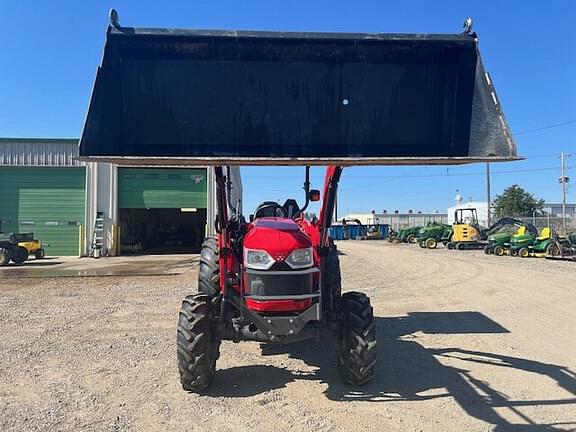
[484,225,532,256]
[0,233,44,266]
[78,12,517,392]
[418,223,453,249]
[389,226,422,243]
[546,232,576,261]
[496,227,553,257]
[447,209,535,252]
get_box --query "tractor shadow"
[210,311,576,431]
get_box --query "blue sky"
[1,1,574,216]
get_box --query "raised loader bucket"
[79,24,518,166]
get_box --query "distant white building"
[340,211,448,229]
[543,203,576,218]
[447,201,489,228]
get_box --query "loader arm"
[319,166,343,247]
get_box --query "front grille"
[245,269,317,297]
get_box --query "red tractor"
[78,13,517,394]
[177,166,376,391]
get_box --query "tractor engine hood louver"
[78,26,519,166]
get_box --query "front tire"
[494,246,505,256]
[337,292,376,385]
[406,234,416,244]
[518,247,530,258]
[35,248,45,259]
[484,245,492,255]
[11,246,28,264]
[177,293,221,392]
[425,238,437,249]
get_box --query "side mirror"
[309,190,321,202]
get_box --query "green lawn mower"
[418,223,453,249]
[484,232,512,256]
[505,227,553,258]
[484,223,538,256]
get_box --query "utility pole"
[486,162,491,226]
[560,152,571,233]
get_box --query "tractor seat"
[254,201,286,219]
[537,227,551,241]
[516,226,526,236]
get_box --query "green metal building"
[0,138,239,256]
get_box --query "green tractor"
[418,223,453,249]
[389,226,422,244]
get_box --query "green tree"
[492,184,544,217]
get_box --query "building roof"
[0,138,82,167]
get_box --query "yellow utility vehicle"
[16,233,45,259]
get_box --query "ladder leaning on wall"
[90,212,105,258]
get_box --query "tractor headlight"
[285,247,313,269]
[244,249,274,270]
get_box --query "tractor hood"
[78,23,518,166]
[244,218,312,259]
[488,232,511,242]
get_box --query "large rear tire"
[198,237,219,296]
[11,246,28,264]
[337,292,376,385]
[406,234,416,244]
[177,293,221,392]
[0,248,10,266]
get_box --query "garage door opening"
[119,208,206,254]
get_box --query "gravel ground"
[1,241,575,431]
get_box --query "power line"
[338,165,576,193]
[513,119,576,136]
